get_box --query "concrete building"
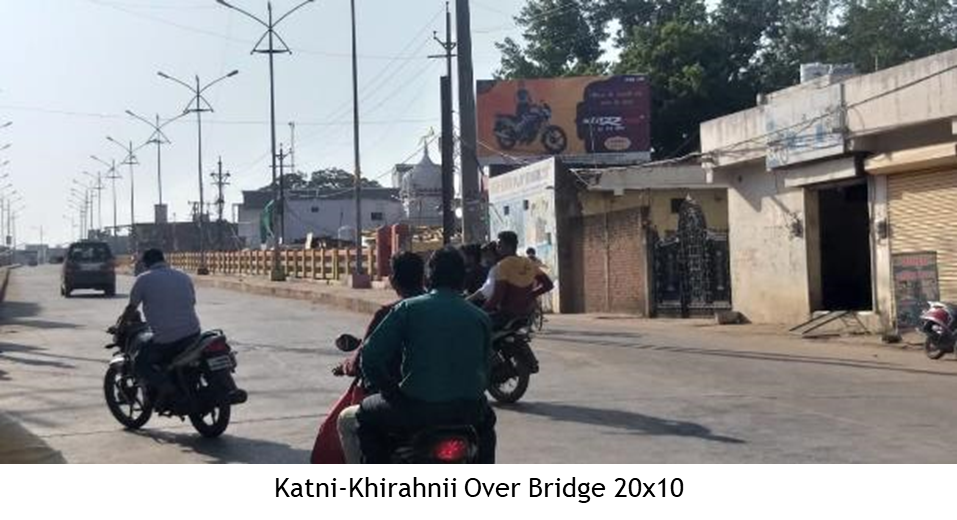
[701,49,957,332]
[488,158,729,317]
[236,188,403,249]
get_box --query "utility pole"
[126,110,185,222]
[456,0,484,243]
[216,0,316,283]
[350,0,367,284]
[210,156,231,250]
[430,1,457,245]
[277,145,287,246]
[158,70,239,275]
[289,122,297,176]
[106,138,141,251]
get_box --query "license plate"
[79,262,101,271]
[206,355,235,371]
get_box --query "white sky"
[0,0,530,245]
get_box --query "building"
[700,49,957,332]
[394,148,444,227]
[488,158,729,317]
[236,188,403,249]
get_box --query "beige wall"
[579,189,729,232]
[726,163,812,323]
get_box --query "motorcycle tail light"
[205,338,229,354]
[432,438,470,463]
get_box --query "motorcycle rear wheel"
[541,126,568,154]
[189,404,231,438]
[104,365,153,430]
[488,355,530,404]
[924,338,947,360]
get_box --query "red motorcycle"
[918,302,957,360]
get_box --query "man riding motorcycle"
[123,248,202,404]
[317,252,426,464]
[354,247,496,463]
[481,231,554,373]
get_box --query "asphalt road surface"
[3,265,957,463]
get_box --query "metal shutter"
[888,169,957,300]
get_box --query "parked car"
[61,241,116,297]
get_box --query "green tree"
[259,168,381,192]
[496,0,606,78]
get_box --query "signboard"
[477,76,651,166]
[765,83,846,170]
[893,252,940,329]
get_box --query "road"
[3,265,957,463]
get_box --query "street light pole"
[350,0,365,282]
[158,70,239,275]
[92,156,121,248]
[126,110,187,216]
[216,0,315,283]
[106,138,141,251]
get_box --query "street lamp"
[83,171,104,232]
[92,155,121,243]
[73,179,95,235]
[216,0,315,282]
[0,187,15,250]
[106,137,145,251]
[0,122,11,130]
[0,144,10,153]
[126,109,188,210]
[157,69,239,276]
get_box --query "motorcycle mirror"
[335,334,362,353]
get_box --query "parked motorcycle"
[330,334,483,464]
[102,310,247,438]
[487,318,537,404]
[918,301,957,360]
[494,103,568,155]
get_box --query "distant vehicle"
[49,256,65,265]
[27,257,38,267]
[61,241,116,297]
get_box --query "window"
[523,200,530,210]
[310,206,320,213]
[503,205,510,216]
[371,212,384,221]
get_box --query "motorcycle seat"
[167,330,226,369]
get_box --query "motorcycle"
[102,310,247,438]
[494,103,568,155]
[487,318,537,404]
[330,334,483,464]
[918,301,957,360]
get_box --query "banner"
[477,76,651,166]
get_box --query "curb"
[0,265,17,305]
[188,276,385,316]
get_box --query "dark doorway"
[817,183,873,310]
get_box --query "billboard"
[477,75,651,166]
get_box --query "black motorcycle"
[102,311,247,438]
[487,318,537,404]
[333,334,484,464]
[494,103,568,155]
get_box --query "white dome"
[401,148,442,196]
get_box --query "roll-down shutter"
[887,169,957,300]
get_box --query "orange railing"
[168,248,379,282]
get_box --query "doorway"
[814,182,873,311]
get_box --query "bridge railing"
[168,248,379,282]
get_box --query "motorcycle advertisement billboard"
[477,75,651,166]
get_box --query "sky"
[0,0,531,245]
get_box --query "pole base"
[347,274,372,289]
[197,267,210,276]
[270,267,287,282]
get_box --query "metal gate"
[651,197,732,318]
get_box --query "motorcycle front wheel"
[104,364,153,430]
[488,354,530,404]
[924,337,947,360]
[495,126,518,150]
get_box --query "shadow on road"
[0,340,102,369]
[133,429,310,464]
[66,293,128,300]
[541,329,957,378]
[0,301,79,330]
[512,401,745,445]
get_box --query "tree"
[259,167,382,192]
[496,0,606,78]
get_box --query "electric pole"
[430,1,457,245]
[210,156,231,250]
[289,122,297,176]
[91,156,121,249]
[277,145,288,246]
[456,0,484,243]
[350,0,367,283]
